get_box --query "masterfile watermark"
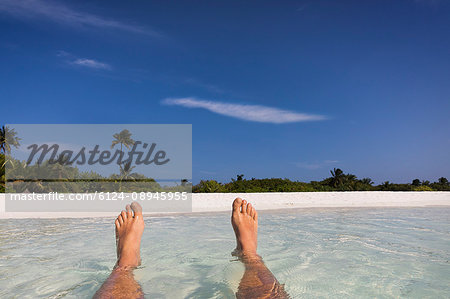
[5,124,192,212]
[26,141,170,166]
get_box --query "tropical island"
[1,125,449,193]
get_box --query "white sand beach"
[1,191,449,219]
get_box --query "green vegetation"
[0,125,21,154]
[3,155,192,193]
[0,153,4,193]
[413,185,434,191]
[192,170,450,193]
[1,125,22,193]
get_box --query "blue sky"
[1,0,449,184]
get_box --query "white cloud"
[0,0,160,36]
[56,51,112,71]
[162,97,326,124]
[72,58,111,70]
[295,160,339,170]
[294,162,322,170]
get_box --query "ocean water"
[0,207,449,298]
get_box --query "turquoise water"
[0,207,449,298]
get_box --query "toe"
[121,210,127,221]
[254,210,258,221]
[115,218,120,229]
[126,204,132,218]
[246,203,252,215]
[232,198,243,213]
[249,206,255,217]
[242,200,247,213]
[131,202,143,218]
[118,214,124,225]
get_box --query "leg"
[231,198,289,299]
[94,202,145,299]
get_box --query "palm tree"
[111,129,135,191]
[382,181,391,190]
[412,179,421,186]
[119,161,137,191]
[421,180,430,186]
[361,178,374,185]
[0,126,21,154]
[330,168,345,188]
[438,177,448,185]
[344,174,358,190]
[111,129,135,154]
[120,161,136,181]
[1,126,21,192]
[0,153,5,192]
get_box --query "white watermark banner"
[6,192,192,212]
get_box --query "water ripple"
[0,207,449,298]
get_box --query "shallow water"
[0,207,449,298]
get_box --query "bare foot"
[115,202,145,268]
[231,198,258,257]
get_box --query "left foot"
[231,198,258,257]
[115,202,145,268]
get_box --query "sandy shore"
[1,192,449,218]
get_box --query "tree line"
[0,126,448,193]
[192,170,449,193]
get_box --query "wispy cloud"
[0,0,160,36]
[72,58,111,70]
[162,97,326,124]
[295,160,339,170]
[57,51,112,71]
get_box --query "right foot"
[115,202,145,268]
[231,198,258,257]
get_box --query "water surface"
[0,207,449,298]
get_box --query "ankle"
[239,252,262,263]
[116,250,140,268]
[116,257,140,268]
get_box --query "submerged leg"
[94,202,145,299]
[231,198,289,299]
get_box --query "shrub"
[414,185,434,191]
